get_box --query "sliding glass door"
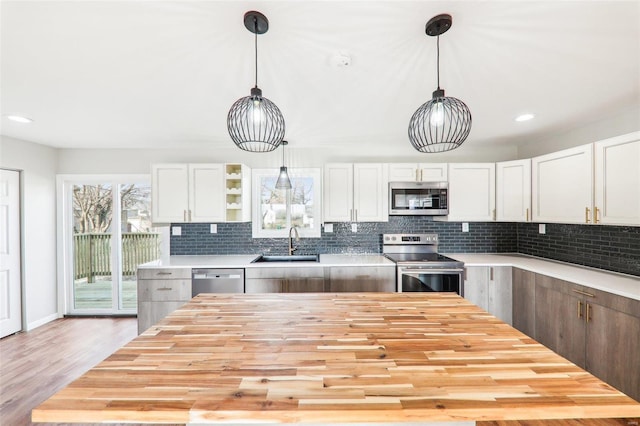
[62,176,160,314]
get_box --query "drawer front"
[138,279,192,302]
[138,267,191,280]
[581,286,640,319]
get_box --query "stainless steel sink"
[252,254,320,263]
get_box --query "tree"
[73,184,150,233]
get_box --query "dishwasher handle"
[193,272,242,279]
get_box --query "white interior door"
[0,169,22,338]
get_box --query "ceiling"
[1,1,639,153]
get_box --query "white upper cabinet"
[594,132,640,225]
[324,163,388,222]
[496,159,531,222]
[446,163,496,221]
[388,163,448,182]
[532,144,593,224]
[152,164,189,223]
[323,164,353,222]
[152,163,249,223]
[353,163,389,222]
[188,164,225,222]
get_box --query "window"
[252,168,322,238]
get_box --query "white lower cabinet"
[137,267,192,334]
[463,266,512,325]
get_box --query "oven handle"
[400,268,464,274]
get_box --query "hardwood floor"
[0,317,180,426]
[478,421,639,426]
[0,317,637,426]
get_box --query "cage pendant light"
[408,14,471,153]
[275,140,292,189]
[228,11,285,152]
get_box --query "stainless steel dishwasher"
[191,269,245,296]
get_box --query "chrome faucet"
[288,226,300,255]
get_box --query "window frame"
[251,168,322,238]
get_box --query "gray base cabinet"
[245,267,326,293]
[137,267,191,334]
[534,275,586,367]
[328,266,395,292]
[511,268,536,338]
[512,268,640,401]
[463,266,512,325]
[245,265,396,293]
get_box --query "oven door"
[398,266,463,295]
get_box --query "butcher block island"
[33,293,640,425]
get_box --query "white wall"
[516,105,640,158]
[56,142,518,174]
[0,136,59,330]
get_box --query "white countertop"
[139,254,395,269]
[139,253,639,301]
[447,253,640,301]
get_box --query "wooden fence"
[74,233,160,282]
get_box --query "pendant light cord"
[436,35,440,90]
[254,18,258,88]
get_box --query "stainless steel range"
[383,233,464,295]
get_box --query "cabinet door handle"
[577,301,583,318]
[183,210,187,222]
[156,272,173,276]
[572,289,595,298]
[349,209,353,221]
[585,207,591,223]
[157,287,173,291]
[586,303,592,323]
[416,169,419,182]
[493,209,496,221]
[420,169,424,181]
[526,208,529,222]
[354,209,358,222]
[489,267,494,281]
[188,209,192,222]
[594,207,600,224]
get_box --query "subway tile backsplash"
[170,217,517,256]
[170,218,639,276]
[517,223,640,276]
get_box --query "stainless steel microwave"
[389,181,448,215]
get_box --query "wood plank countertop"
[32,293,640,424]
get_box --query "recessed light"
[515,113,535,122]
[6,115,33,124]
